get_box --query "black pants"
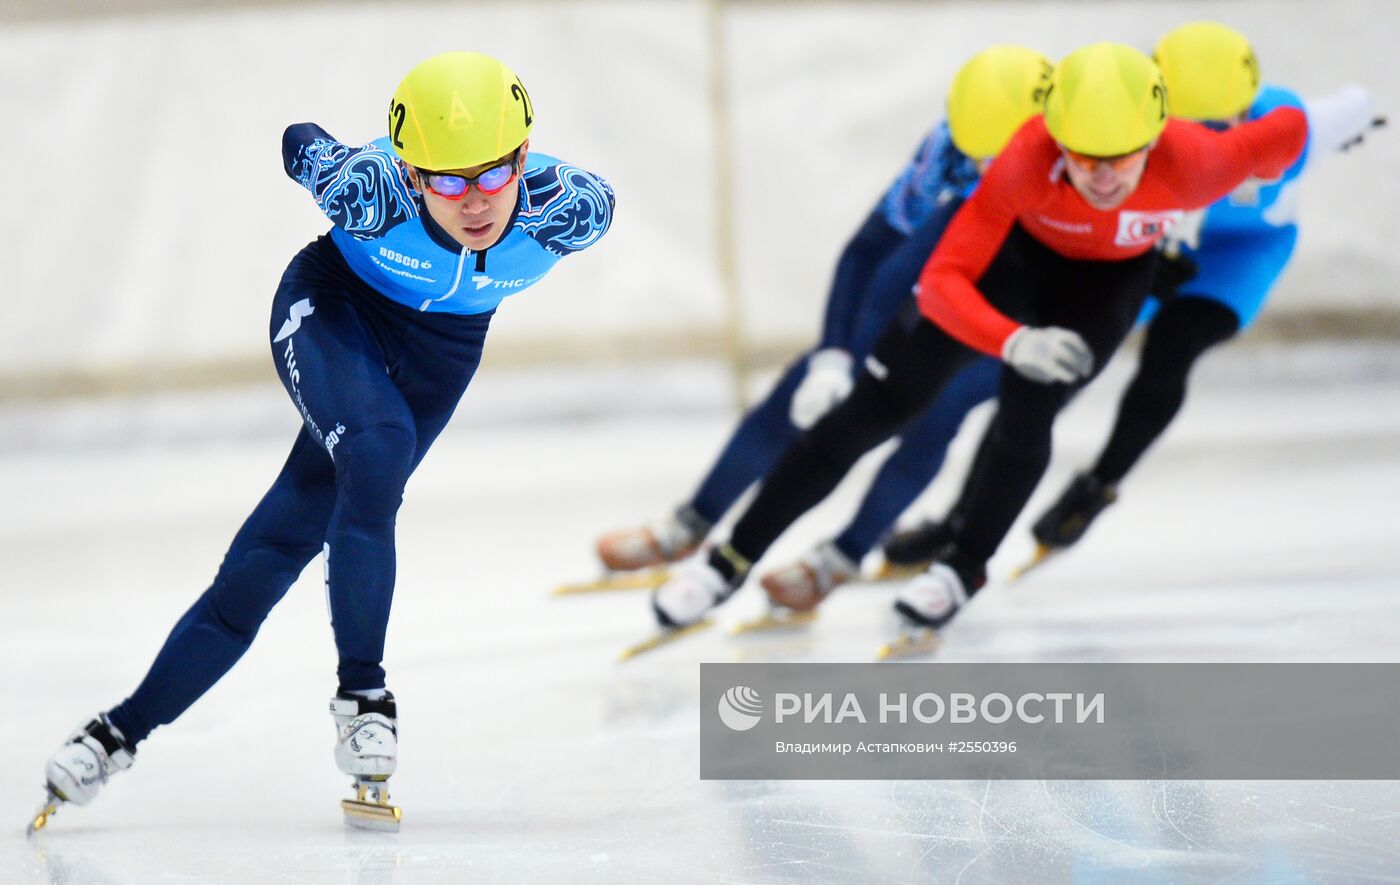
[727,225,1157,565]
[1091,295,1241,483]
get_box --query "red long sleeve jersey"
[916,110,1308,355]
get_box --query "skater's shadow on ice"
[28,840,122,885]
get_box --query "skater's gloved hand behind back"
[1001,326,1093,385]
[1148,249,1199,302]
[790,348,855,429]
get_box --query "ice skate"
[1027,473,1117,553]
[876,517,958,580]
[877,553,985,660]
[760,541,858,612]
[619,546,746,660]
[875,625,943,660]
[617,617,716,660]
[330,692,401,832]
[1010,474,1116,581]
[28,713,135,836]
[728,542,855,634]
[596,509,705,571]
[1007,543,1060,582]
[560,510,706,595]
[552,567,672,596]
[728,604,819,636]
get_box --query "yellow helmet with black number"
[1154,21,1259,121]
[1044,42,1168,156]
[946,44,1054,160]
[389,51,533,171]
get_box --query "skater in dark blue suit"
[31,51,614,834]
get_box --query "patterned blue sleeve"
[518,160,616,256]
[878,122,979,235]
[282,125,418,241]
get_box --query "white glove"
[1163,208,1206,253]
[790,348,855,429]
[1001,326,1093,385]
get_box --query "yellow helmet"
[946,45,1054,160]
[1153,21,1259,121]
[389,51,533,171]
[1044,42,1168,156]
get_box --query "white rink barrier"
[2,0,1396,390]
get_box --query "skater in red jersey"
[648,42,1306,638]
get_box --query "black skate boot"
[1031,473,1119,550]
[878,515,961,578]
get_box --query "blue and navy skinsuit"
[107,128,614,746]
[682,122,1002,562]
[1087,84,1334,485]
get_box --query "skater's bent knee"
[808,383,908,457]
[342,422,417,465]
[332,423,417,527]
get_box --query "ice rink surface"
[3,345,1399,884]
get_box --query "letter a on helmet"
[389,51,533,171]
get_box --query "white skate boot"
[621,546,748,660]
[878,553,986,660]
[894,564,971,627]
[330,691,401,831]
[652,553,742,629]
[29,713,135,835]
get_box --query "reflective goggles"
[418,153,520,199]
[1061,147,1148,173]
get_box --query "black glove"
[1149,249,1199,301]
[1340,116,1387,152]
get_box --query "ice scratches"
[1149,783,1203,850]
[1260,782,1400,875]
[729,819,931,885]
[1037,778,1156,868]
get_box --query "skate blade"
[872,561,930,582]
[618,618,714,661]
[728,609,818,635]
[1008,544,1058,583]
[553,569,671,596]
[875,629,941,661]
[342,797,402,832]
[26,795,60,838]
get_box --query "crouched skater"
[30,51,614,834]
